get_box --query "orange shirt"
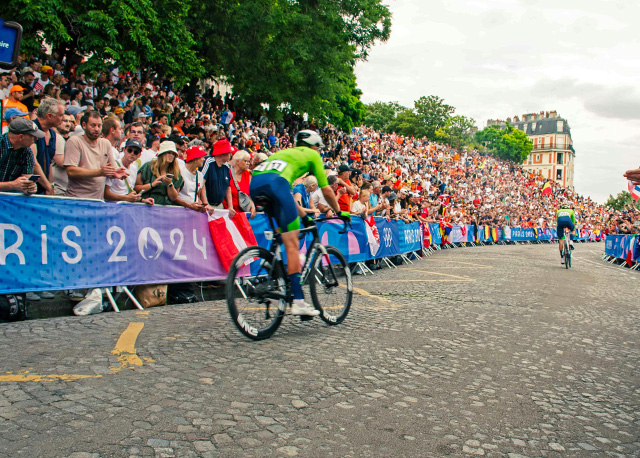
[338,178,353,212]
[2,99,29,127]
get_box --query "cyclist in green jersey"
[556,200,576,262]
[250,130,348,316]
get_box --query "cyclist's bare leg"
[281,230,301,275]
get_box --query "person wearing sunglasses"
[104,139,154,205]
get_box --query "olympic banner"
[371,217,401,259]
[0,194,226,294]
[398,221,423,254]
[605,234,639,262]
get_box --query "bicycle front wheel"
[226,246,286,340]
[309,245,352,325]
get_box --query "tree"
[476,123,532,163]
[190,0,391,121]
[363,101,407,132]
[606,191,640,211]
[0,0,202,85]
[387,109,425,138]
[414,95,454,140]
[331,75,367,132]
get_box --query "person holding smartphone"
[135,140,184,205]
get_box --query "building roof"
[487,112,572,140]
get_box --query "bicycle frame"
[257,216,346,304]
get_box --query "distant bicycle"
[225,210,353,340]
[561,228,573,269]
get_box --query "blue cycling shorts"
[557,217,575,240]
[250,173,300,232]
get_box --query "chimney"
[549,110,558,118]
[506,117,512,123]
[513,115,519,122]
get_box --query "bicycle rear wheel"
[564,245,570,269]
[309,246,352,325]
[226,246,286,340]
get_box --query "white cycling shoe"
[290,300,320,317]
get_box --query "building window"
[557,120,564,132]
[536,155,540,162]
[556,169,563,180]
[557,152,563,164]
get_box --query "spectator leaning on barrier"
[176,145,210,212]
[336,164,356,212]
[64,110,128,199]
[293,175,320,217]
[202,139,235,216]
[311,174,339,217]
[0,118,43,194]
[134,140,183,206]
[226,149,257,217]
[105,139,154,205]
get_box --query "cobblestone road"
[1,244,638,457]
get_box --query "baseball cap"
[8,118,45,138]
[114,108,124,114]
[388,192,398,201]
[66,105,87,116]
[3,108,29,122]
[137,112,148,118]
[125,139,143,150]
[338,164,352,173]
[10,85,25,93]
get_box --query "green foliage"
[1,0,202,85]
[413,95,455,140]
[331,76,367,132]
[476,123,532,163]
[363,101,407,132]
[387,109,426,138]
[606,191,640,211]
[191,0,391,121]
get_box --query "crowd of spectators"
[1,52,637,301]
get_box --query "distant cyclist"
[250,130,348,317]
[556,200,576,263]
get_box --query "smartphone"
[28,175,41,182]
[166,174,174,179]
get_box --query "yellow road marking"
[351,285,401,309]
[356,279,475,283]
[109,322,152,373]
[0,371,101,382]
[1,321,149,382]
[421,260,493,268]
[136,310,150,318]
[402,268,472,280]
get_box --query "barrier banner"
[429,223,442,245]
[372,217,400,259]
[398,220,423,253]
[0,194,225,294]
[317,217,369,263]
[605,234,639,262]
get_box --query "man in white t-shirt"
[176,145,211,212]
[104,139,153,204]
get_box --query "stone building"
[486,111,575,188]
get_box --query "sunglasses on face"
[127,148,142,155]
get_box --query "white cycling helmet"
[295,129,325,148]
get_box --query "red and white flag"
[208,211,258,271]
[364,216,380,256]
[628,180,640,201]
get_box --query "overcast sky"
[354,0,639,203]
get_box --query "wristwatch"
[168,183,174,188]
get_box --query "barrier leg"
[122,286,144,310]
[104,288,120,313]
[400,253,413,264]
[381,257,397,269]
[353,261,374,276]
